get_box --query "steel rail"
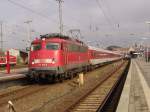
[65,61,126,112]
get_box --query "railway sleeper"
[73,108,97,111]
[90,92,106,95]
[79,103,101,106]
[74,105,99,109]
[81,99,102,103]
[80,101,102,104]
[79,102,101,106]
[87,94,103,97]
[85,97,102,100]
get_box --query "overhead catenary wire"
[100,0,118,27]
[7,0,56,22]
[6,0,74,34]
[6,0,71,29]
[5,22,41,38]
[46,0,83,26]
[99,0,121,37]
[6,0,104,40]
[6,0,95,37]
[4,22,42,50]
[47,0,100,35]
[95,0,116,31]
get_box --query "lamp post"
[24,20,32,64]
[145,21,150,62]
[0,22,3,52]
[146,45,149,62]
[24,20,32,47]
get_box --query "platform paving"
[0,68,27,81]
[0,68,27,74]
[116,59,150,112]
[136,58,150,88]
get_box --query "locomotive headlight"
[31,61,35,64]
[52,58,56,64]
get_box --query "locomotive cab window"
[46,43,60,50]
[31,44,41,51]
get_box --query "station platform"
[0,67,27,74]
[0,68,27,82]
[116,59,150,112]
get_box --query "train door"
[62,43,68,66]
[62,42,72,79]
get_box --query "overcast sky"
[0,0,150,49]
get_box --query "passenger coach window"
[31,44,41,51]
[46,43,59,50]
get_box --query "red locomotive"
[28,33,89,81]
[0,55,17,66]
[28,33,122,81]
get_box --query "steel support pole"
[6,51,10,74]
[147,46,149,62]
[0,22,3,51]
[56,0,63,35]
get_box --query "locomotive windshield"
[31,44,41,51]
[46,42,60,50]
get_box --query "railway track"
[34,60,129,112]
[0,84,48,107]
[65,61,128,112]
[99,60,130,112]
[0,68,28,90]
[0,60,128,112]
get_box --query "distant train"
[144,48,150,62]
[0,55,17,66]
[27,33,122,81]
